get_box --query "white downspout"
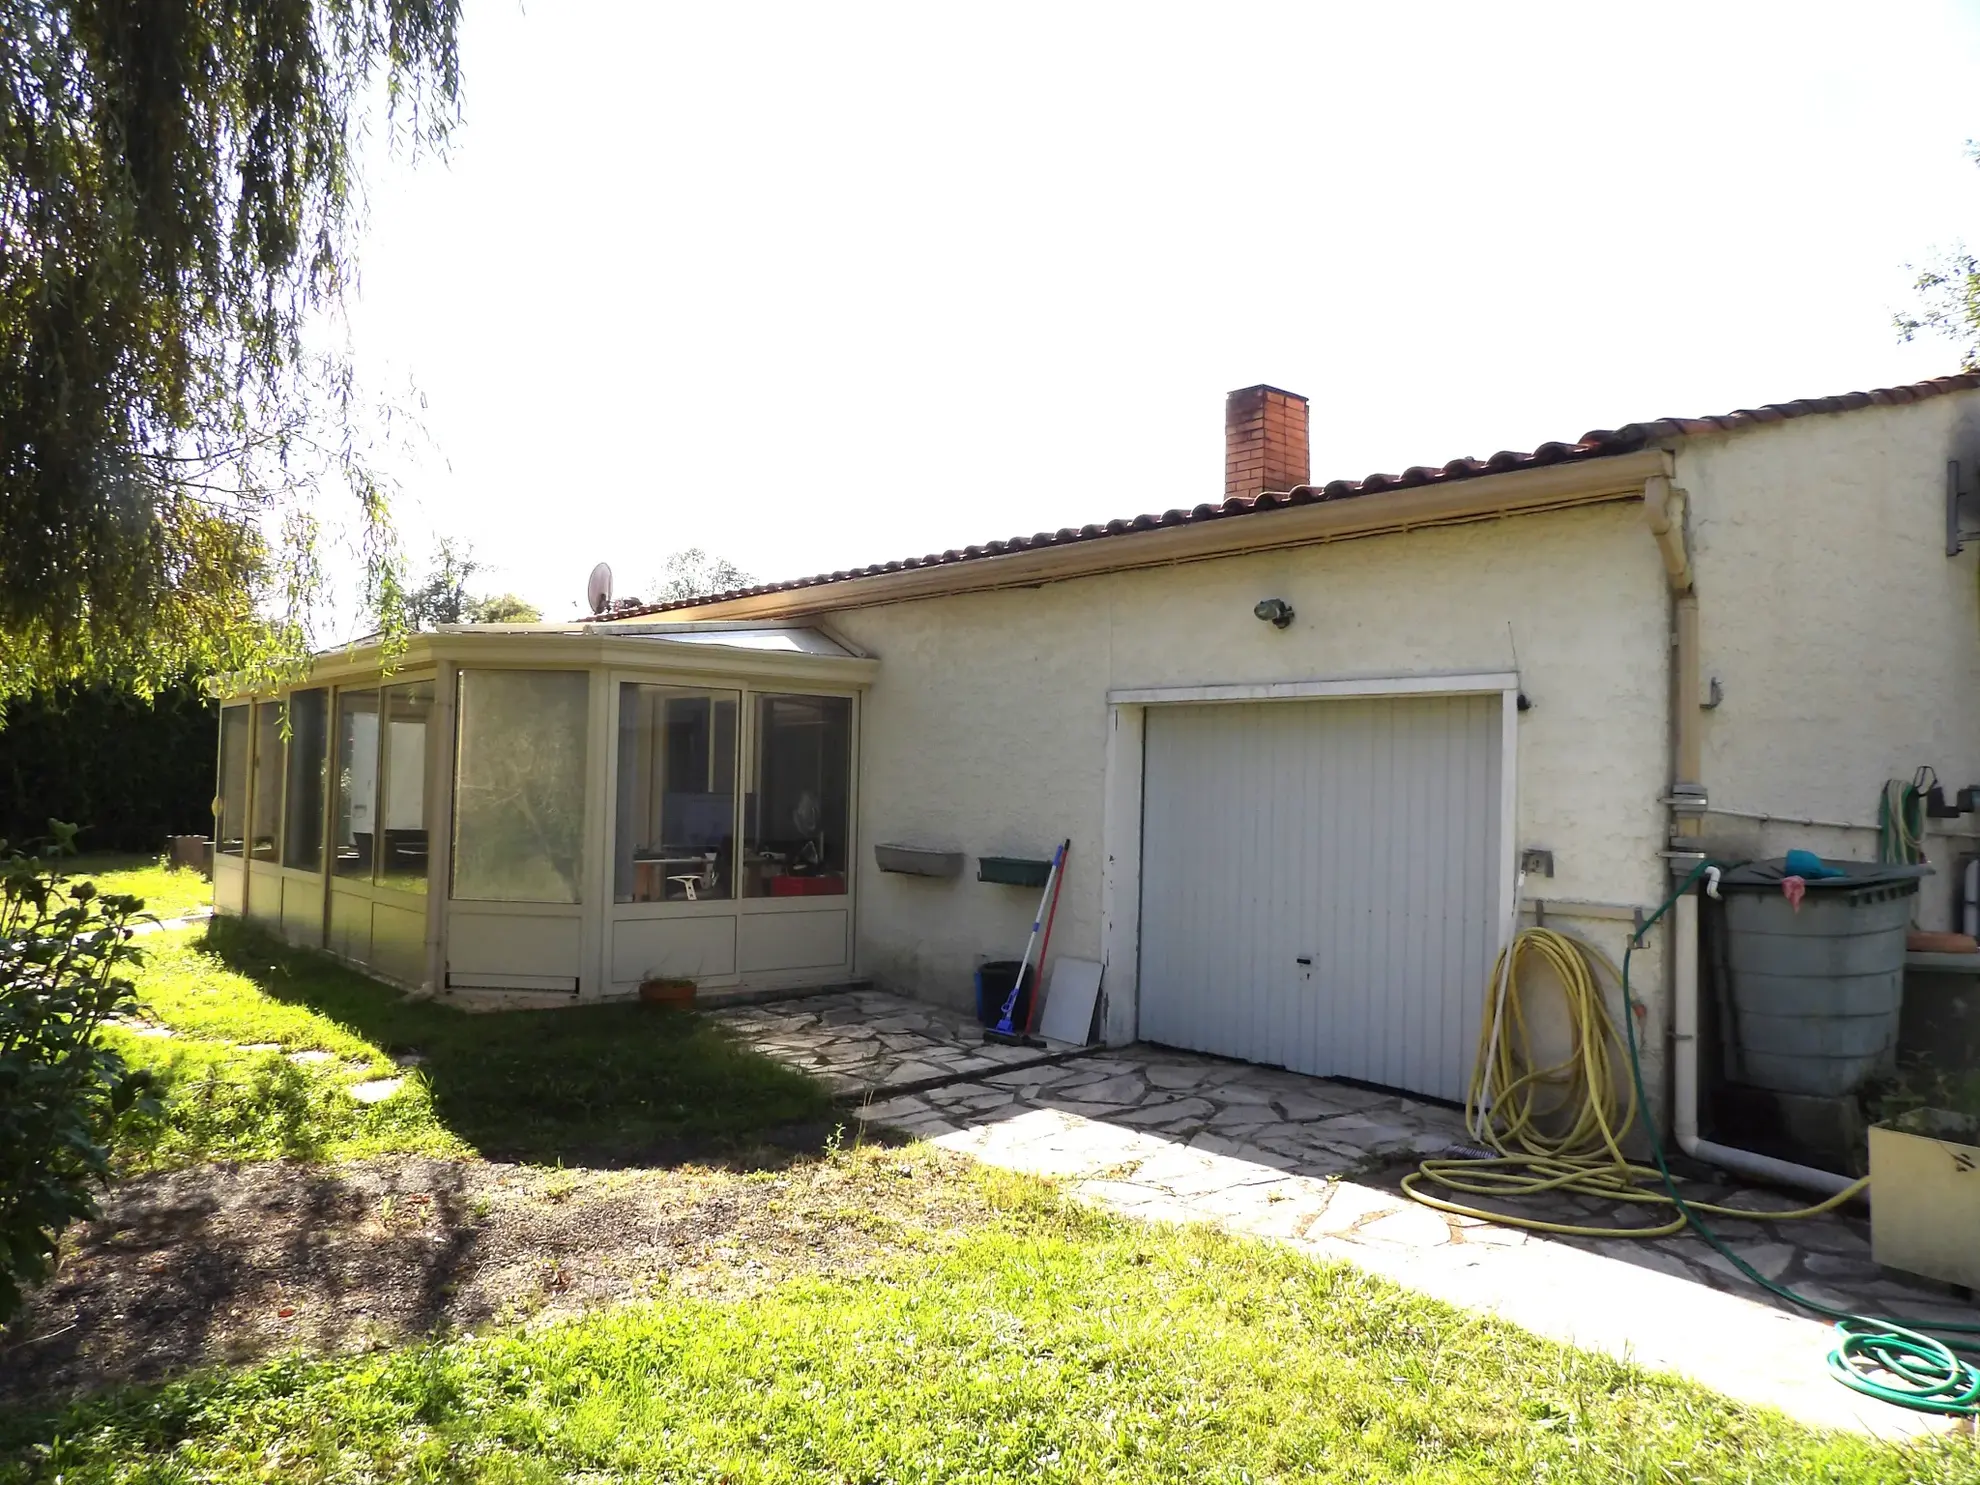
[1647,474,1857,1200]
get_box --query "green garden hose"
[1620,865,1980,1417]
[1878,770,1933,865]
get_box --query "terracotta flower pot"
[639,977,696,1009]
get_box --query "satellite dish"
[586,562,613,615]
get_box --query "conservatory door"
[607,680,743,991]
[605,677,856,995]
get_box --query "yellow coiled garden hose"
[1405,904,1979,1415]
[1401,925,1868,1239]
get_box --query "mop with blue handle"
[986,839,1069,1047]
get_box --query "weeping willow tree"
[0,1,462,703]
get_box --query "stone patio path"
[726,990,1979,1440]
[714,989,1091,1098]
[127,908,213,937]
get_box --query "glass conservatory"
[211,623,876,997]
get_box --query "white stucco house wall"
[601,374,1980,1132]
[213,372,1980,1155]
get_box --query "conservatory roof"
[214,623,875,699]
[593,624,859,657]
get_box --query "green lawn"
[3,1167,1971,1484]
[18,914,1973,1481]
[60,852,211,921]
[114,918,834,1169]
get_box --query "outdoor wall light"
[1253,597,1295,629]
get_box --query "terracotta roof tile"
[603,372,1980,619]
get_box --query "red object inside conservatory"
[769,874,846,897]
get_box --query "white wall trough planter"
[1869,1107,1980,1290]
[874,844,964,879]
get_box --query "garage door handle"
[1295,956,1312,966]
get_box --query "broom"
[1021,843,1069,1041]
[985,839,1068,1047]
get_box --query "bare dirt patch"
[0,1135,996,1407]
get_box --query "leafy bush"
[0,846,159,1324]
[1871,1056,1980,1124]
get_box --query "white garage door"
[1138,694,1504,1103]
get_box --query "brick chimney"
[1224,384,1310,501]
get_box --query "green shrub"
[0,848,160,1324]
[0,676,215,853]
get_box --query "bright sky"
[341,0,1980,622]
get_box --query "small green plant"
[1869,1056,1980,1124]
[542,1166,579,1204]
[0,829,161,1324]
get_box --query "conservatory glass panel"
[742,694,851,898]
[614,684,739,903]
[280,689,330,871]
[216,705,250,857]
[452,669,589,903]
[249,702,284,861]
[332,689,380,880]
[378,681,436,893]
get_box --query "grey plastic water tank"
[1718,859,1930,1096]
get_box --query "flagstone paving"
[713,990,1090,1098]
[724,989,1980,1439]
[125,908,213,937]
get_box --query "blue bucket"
[974,960,1033,1028]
